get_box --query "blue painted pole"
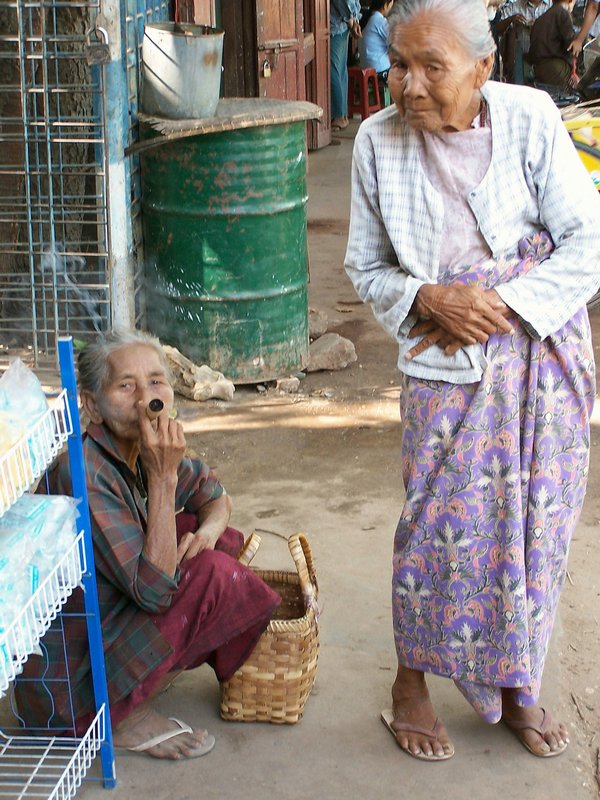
[58,336,116,789]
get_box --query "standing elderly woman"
[345,0,600,762]
[16,330,280,760]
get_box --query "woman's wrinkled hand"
[176,494,231,564]
[406,319,464,360]
[176,530,218,563]
[407,285,513,360]
[137,402,186,481]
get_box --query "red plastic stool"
[348,66,382,120]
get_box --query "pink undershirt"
[417,110,493,270]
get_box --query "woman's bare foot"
[502,690,568,757]
[113,706,213,760]
[387,665,454,759]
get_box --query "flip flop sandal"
[117,717,216,759]
[503,708,568,758]
[381,709,455,762]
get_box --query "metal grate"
[0,707,105,799]
[0,0,172,363]
[0,0,110,365]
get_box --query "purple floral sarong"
[394,232,596,723]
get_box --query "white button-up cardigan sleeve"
[345,120,427,344]
[492,96,600,339]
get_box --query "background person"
[497,0,551,82]
[527,0,577,87]
[16,330,280,761]
[345,0,600,763]
[358,0,395,76]
[570,0,600,55]
[331,0,363,130]
[485,0,506,79]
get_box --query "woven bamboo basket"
[220,532,319,724]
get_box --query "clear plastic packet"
[0,524,36,629]
[0,494,79,629]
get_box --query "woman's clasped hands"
[406,283,514,361]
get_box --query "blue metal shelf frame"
[58,336,116,789]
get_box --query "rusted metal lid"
[127,98,323,156]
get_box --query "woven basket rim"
[266,604,316,634]
[253,566,316,632]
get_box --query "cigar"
[146,398,164,420]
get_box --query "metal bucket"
[141,23,224,119]
[140,118,309,383]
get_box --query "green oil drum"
[139,100,321,383]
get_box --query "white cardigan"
[345,80,600,383]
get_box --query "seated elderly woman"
[16,330,280,760]
[346,0,600,762]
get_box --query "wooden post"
[175,0,215,24]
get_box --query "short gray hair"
[78,329,170,394]
[389,0,496,61]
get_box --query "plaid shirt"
[345,80,600,383]
[17,422,224,727]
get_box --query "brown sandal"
[503,708,568,758]
[381,709,454,761]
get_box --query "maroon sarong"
[101,520,279,730]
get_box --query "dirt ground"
[6,119,599,799]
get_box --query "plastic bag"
[0,360,50,499]
[0,358,48,428]
[0,413,33,510]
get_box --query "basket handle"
[237,532,262,566]
[287,533,319,611]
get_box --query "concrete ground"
[80,119,600,799]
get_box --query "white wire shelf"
[0,532,85,698]
[0,392,72,519]
[0,706,106,800]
